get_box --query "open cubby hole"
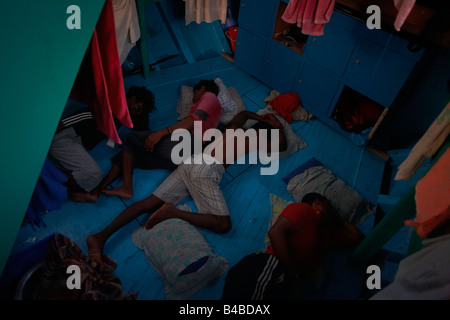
[331,86,387,139]
[272,1,308,54]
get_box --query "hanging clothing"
[393,0,416,32]
[184,0,228,25]
[406,148,450,239]
[112,0,141,64]
[371,233,450,300]
[25,159,68,228]
[70,0,132,145]
[395,102,450,180]
[282,0,335,36]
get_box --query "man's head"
[126,86,155,130]
[302,193,333,215]
[192,80,219,103]
[126,86,156,118]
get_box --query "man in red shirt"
[222,193,364,299]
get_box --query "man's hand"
[225,111,264,129]
[260,113,283,130]
[145,131,164,152]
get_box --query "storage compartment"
[272,1,308,54]
[331,86,386,139]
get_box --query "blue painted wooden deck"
[6,56,389,300]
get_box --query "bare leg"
[145,203,232,234]
[103,152,135,199]
[68,164,122,203]
[99,163,122,192]
[87,194,164,269]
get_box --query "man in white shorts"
[87,111,287,269]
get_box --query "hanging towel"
[406,148,450,239]
[25,159,68,228]
[70,0,132,145]
[393,0,416,32]
[282,0,335,36]
[395,102,450,180]
[112,0,141,64]
[184,0,228,25]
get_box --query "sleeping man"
[48,86,155,203]
[100,80,222,200]
[86,110,287,269]
[222,192,364,299]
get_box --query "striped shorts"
[222,252,289,300]
[153,155,229,216]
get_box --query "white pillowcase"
[132,217,229,300]
[176,85,194,120]
[214,78,240,124]
[243,105,307,159]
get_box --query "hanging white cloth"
[395,101,450,180]
[184,0,228,25]
[112,0,141,64]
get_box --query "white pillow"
[176,85,193,120]
[131,217,228,300]
[243,105,307,159]
[214,78,240,125]
[228,87,246,111]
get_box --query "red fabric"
[406,148,450,238]
[266,203,327,274]
[281,0,335,36]
[266,202,359,274]
[70,0,132,144]
[189,91,222,139]
[270,92,301,124]
[354,101,382,126]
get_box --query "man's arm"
[224,111,264,130]
[332,217,365,248]
[258,114,288,153]
[144,117,195,152]
[267,216,298,278]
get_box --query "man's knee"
[78,165,103,191]
[91,167,103,185]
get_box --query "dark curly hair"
[126,86,156,130]
[126,86,156,114]
[301,192,327,206]
[193,80,219,96]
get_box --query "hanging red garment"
[281,0,335,36]
[70,0,132,144]
[270,92,301,124]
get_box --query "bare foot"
[103,185,133,199]
[86,234,106,270]
[144,202,178,230]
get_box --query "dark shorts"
[222,252,290,300]
[111,130,195,171]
